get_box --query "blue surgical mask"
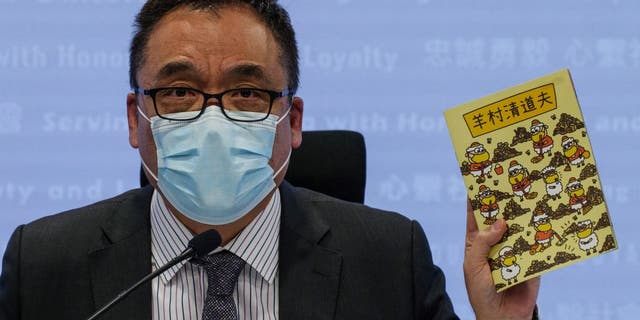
[138,105,291,225]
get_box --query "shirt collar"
[150,189,281,285]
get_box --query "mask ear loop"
[275,105,292,126]
[273,147,292,179]
[141,159,159,183]
[136,105,158,182]
[273,103,293,178]
[137,105,152,123]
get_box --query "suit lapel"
[279,182,343,320]
[85,183,343,320]
[88,186,153,320]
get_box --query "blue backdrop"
[1,0,639,318]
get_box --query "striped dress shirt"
[150,190,280,320]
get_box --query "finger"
[485,219,506,246]
[468,219,507,261]
[466,198,478,234]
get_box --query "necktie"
[193,251,246,320]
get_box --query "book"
[443,69,618,292]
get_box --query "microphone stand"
[86,229,221,320]
[86,247,195,320]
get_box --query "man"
[0,1,539,319]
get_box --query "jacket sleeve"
[0,225,23,320]
[412,221,459,320]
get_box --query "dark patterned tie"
[193,251,246,320]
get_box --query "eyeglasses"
[133,86,293,122]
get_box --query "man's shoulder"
[1,187,155,316]
[280,182,416,244]
[19,186,153,245]
[283,182,411,222]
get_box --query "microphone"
[86,229,222,320]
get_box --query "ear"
[126,93,140,148]
[289,96,304,149]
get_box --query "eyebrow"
[154,61,199,83]
[153,61,272,87]
[223,63,269,84]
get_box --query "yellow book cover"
[444,69,618,292]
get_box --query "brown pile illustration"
[552,113,584,136]
[599,235,616,253]
[510,127,531,146]
[492,142,522,163]
[502,199,531,220]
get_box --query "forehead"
[137,6,285,87]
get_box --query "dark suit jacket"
[0,181,458,320]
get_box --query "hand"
[463,200,540,320]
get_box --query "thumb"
[468,220,507,263]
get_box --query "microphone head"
[188,229,222,257]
